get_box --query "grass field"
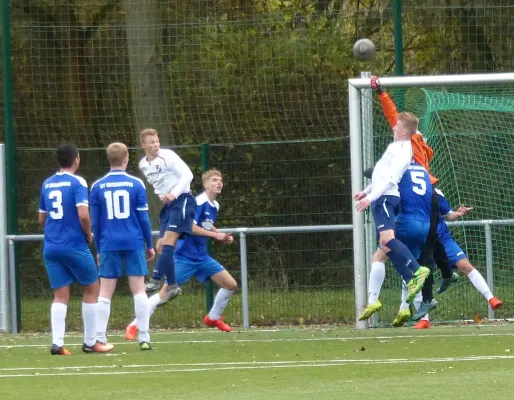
[2,324,514,399]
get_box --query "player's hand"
[456,205,474,217]
[370,76,384,94]
[223,234,234,245]
[162,193,176,204]
[146,248,156,262]
[156,238,164,255]
[353,191,366,201]
[213,232,228,241]
[86,232,93,245]
[356,198,371,212]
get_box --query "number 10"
[104,190,130,219]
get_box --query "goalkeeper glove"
[370,76,384,94]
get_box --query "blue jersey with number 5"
[90,171,150,252]
[397,162,432,222]
[39,172,90,252]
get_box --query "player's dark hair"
[56,144,79,168]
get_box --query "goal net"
[350,74,514,327]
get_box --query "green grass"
[19,282,514,331]
[2,325,514,399]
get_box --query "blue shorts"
[43,249,98,289]
[99,250,148,278]
[371,195,400,234]
[395,218,430,260]
[441,237,467,266]
[159,193,197,238]
[175,254,225,285]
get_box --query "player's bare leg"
[50,285,72,355]
[204,271,237,332]
[453,258,503,309]
[81,280,114,354]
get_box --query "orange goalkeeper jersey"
[378,92,438,184]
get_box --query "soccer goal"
[348,73,514,329]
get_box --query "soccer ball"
[353,38,376,61]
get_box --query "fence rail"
[2,220,514,333]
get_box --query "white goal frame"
[348,72,514,329]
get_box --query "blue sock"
[155,245,176,285]
[385,238,420,282]
[151,268,162,281]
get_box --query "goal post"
[349,73,514,329]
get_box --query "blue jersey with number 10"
[90,171,150,252]
[39,172,90,252]
[397,162,432,222]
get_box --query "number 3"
[410,171,427,195]
[104,190,130,220]
[49,190,64,219]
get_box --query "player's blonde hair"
[106,142,128,167]
[140,128,159,144]
[397,112,419,135]
[202,168,222,185]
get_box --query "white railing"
[3,220,514,333]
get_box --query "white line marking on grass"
[1,355,514,378]
[2,355,514,372]
[2,332,514,349]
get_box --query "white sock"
[51,303,67,347]
[132,292,161,328]
[467,269,493,301]
[134,293,150,343]
[421,313,430,322]
[368,262,385,304]
[82,302,97,347]
[208,288,235,320]
[96,297,111,344]
[413,292,422,312]
[399,282,409,310]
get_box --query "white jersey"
[367,140,413,200]
[138,149,193,200]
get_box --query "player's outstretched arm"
[445,206,474,222]
[371,76,398,129]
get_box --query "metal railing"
[3,219,514,333]
[3,224,353,333]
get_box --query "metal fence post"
[349,82,368,329]
[360,71,376,327]
[0,144,8,332]
[238,231,250,328]
[8,239,18,333]
[484,223,494,320]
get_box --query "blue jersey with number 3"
[90,171,150,252]
[397,162,432,222]
[39,172,90,252]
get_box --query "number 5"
[410,171,427,195]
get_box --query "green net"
[367,85,514,325]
